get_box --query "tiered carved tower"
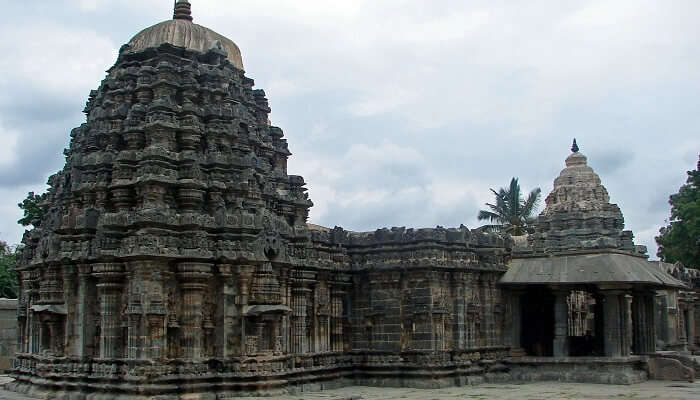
[529,145,642,254]
[11,3,513,398]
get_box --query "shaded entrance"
[502,253,686,358]
[518,288,603,357]
[520,288,554,356]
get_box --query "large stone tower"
[12,1,321,396]
[10,3,514,398]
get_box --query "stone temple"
[9,2,698,399]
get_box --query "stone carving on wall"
[10,2,514,398]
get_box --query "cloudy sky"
[1,1,699,257]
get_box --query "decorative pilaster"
[76,265,94,358]
[62,265,78,356]
[331,288,345,352]
[466,273,480,348]
[452,275,466,350]
[237,265,254,356]
[292,286,311,354]
[219,264,237,357]
[28,270,40,354]
[92,263,125,359]
[126,273,144,360]
[177,262,212,359]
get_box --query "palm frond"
[477,224,503,233]
[522,187,542,218]
[478,210,503,222]
[478,177,540,237]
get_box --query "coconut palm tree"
[477,177,541,236]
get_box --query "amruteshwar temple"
[9,2,699,399]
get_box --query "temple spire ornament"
[173,0,193,21]
[571,138,579,153]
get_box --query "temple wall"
[0,299,17,371]
[10,226,512,397]
[7,37,514,398]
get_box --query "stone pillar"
[678,303,688,346]
[507,291,523,353]
[693,304,700,349]
[602,291,623,357]
[655,293,669,349]
[633,292,657,354]
[92,263,125,359]
[552,290,569,357]
[686,303,695,350]
[622,294,633,356]
[177,262,212,360]
[645,292,657,353]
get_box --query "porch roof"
[500,252,686,289]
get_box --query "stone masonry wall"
[9,33,515,399]
[0,299,17,371]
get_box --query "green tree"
[0,241,18,298]
[655,157,700,268]
[478,177,542,236]
[17,191,47,227]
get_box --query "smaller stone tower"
[529,140,644,254]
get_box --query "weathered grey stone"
[8,3,694,399]
[647,357,695,382]
[8,3,513,398]
[0,299,17,371]
[506,356,648,385]
[527,148,644,255]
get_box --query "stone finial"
[571,138,579,153]
[174,0,193,22]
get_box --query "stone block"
[648,357,695,382]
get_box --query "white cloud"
[0,121,19,168]
[0,184,48,245]
[0,24,117,97]
[1,0,698,254]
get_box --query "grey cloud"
[1,1,699,260]
[592,150,635,176]
[318,184,480,232]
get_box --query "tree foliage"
[17,191,47,227]
[477,177,542,236]
[0,241,18,299]
[656,156,700,268]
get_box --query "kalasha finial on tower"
[571,138,579,153]
[174,0,193,22]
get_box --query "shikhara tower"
[10,2,690,399]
